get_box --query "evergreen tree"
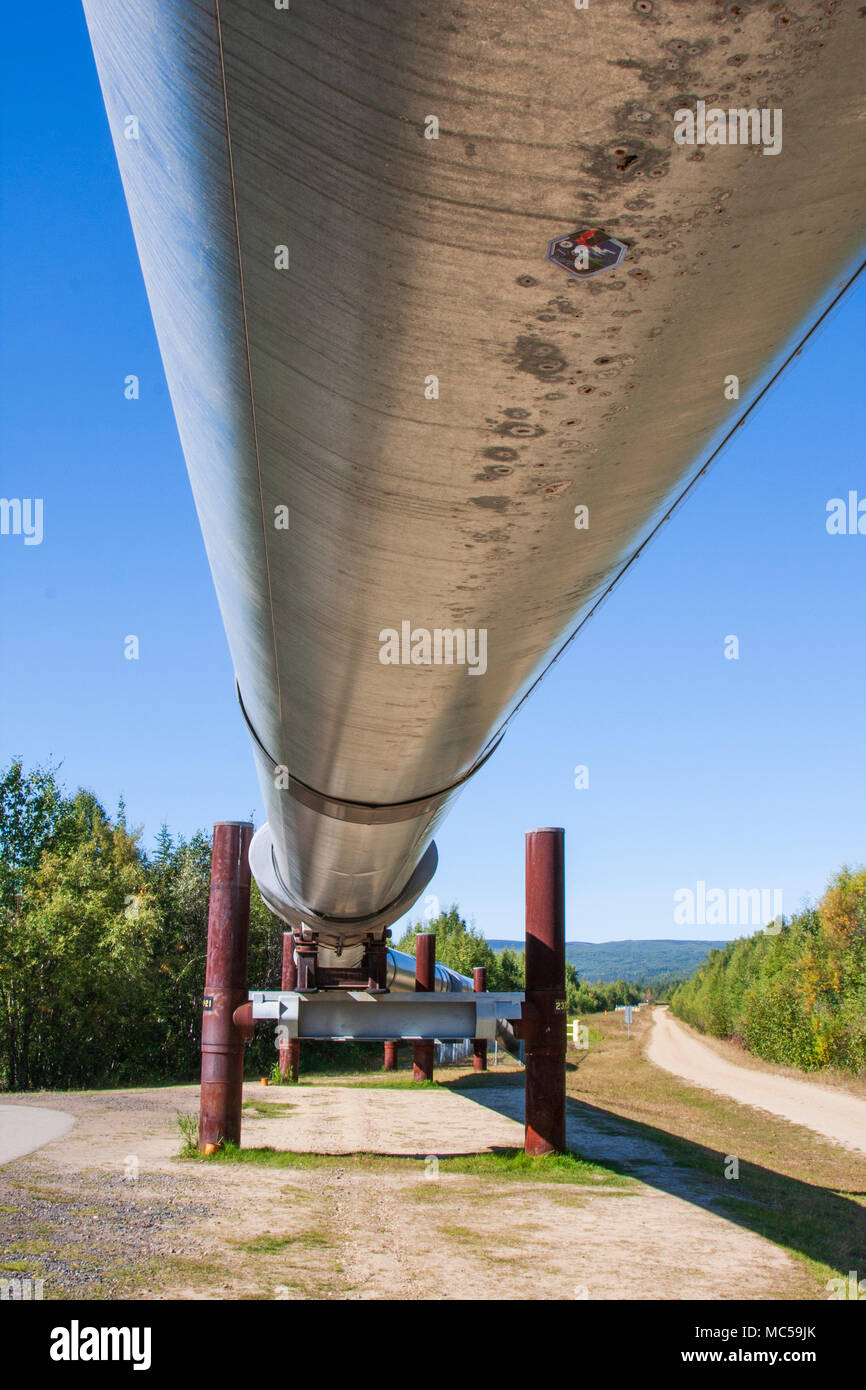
[396,905,524,990]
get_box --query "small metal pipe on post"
[383,1040,399,1071]
[199,821,254,1150]
[278,931,300,1082]
[472,965,488,1071]
[413,931,436,1082]
[523,827,567,1156]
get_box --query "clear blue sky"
[2,5,864,943]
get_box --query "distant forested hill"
[485,938,727,984]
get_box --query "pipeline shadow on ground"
[446,1078,866,1278]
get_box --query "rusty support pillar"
[524,828,567,1156]
[199,821,254,1150]
[472,966,488,1071]
[278,932,300,1082]
[383,1040,399,1071]
[413,931,436,1081]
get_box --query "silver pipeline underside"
[82,1,866,953]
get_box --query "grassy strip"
[242,1100,293,1117]
[263,1077,443,1090]
[233,1232,332,1254]
[180,1139,629,1187]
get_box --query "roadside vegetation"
[670,866,866,1074]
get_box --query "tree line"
[0,759,284,1091]
[0,761,532,1091]
[396,913,665,1012]
[1,757,683,1093]
[670,866,866,1074]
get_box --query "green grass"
[242,1100,294,1117]
[438,1224,485,1243]
[9,1184,75,1203]
[326,1077,441,1090]
[6,1238,51,1255]
[443,1070,522,1092]
[183,1141,628,1187]
[174,1110,199,1156]
[234,1232,332,1254]
[435,1149,629,1185]
[266,1076,443,1090]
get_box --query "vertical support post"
[472,965,488,1072]
[365,935,389,992]
[295,941,317,991]
[524,827,567,1156]
[413,931,436,1082]
[199,821,253,1150]
[383,1040,399,1071]
[278,932,300,1083]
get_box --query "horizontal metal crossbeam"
[248,990,524,1042]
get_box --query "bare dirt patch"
[0,1066,820,1300]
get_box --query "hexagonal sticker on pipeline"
[547,228,628,280]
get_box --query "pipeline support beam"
[249,989,520,1039]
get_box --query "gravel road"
[646,1008,866,1156]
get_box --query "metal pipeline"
[385,948,472,995]
[81,2,866,956]
[386,947,519,1057]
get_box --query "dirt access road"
[0,1105,75,1165]
[647,1009,866,1157]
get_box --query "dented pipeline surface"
[82,0,866,935]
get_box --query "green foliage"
[175,1111,200,1156]
[670,866,866,1075]
[0,758,287,1092]
[0,758,68,903]
[6,754,793,1093]
[565,966,643,1015]
[0,761,160,1089]
[396,905,524,990]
